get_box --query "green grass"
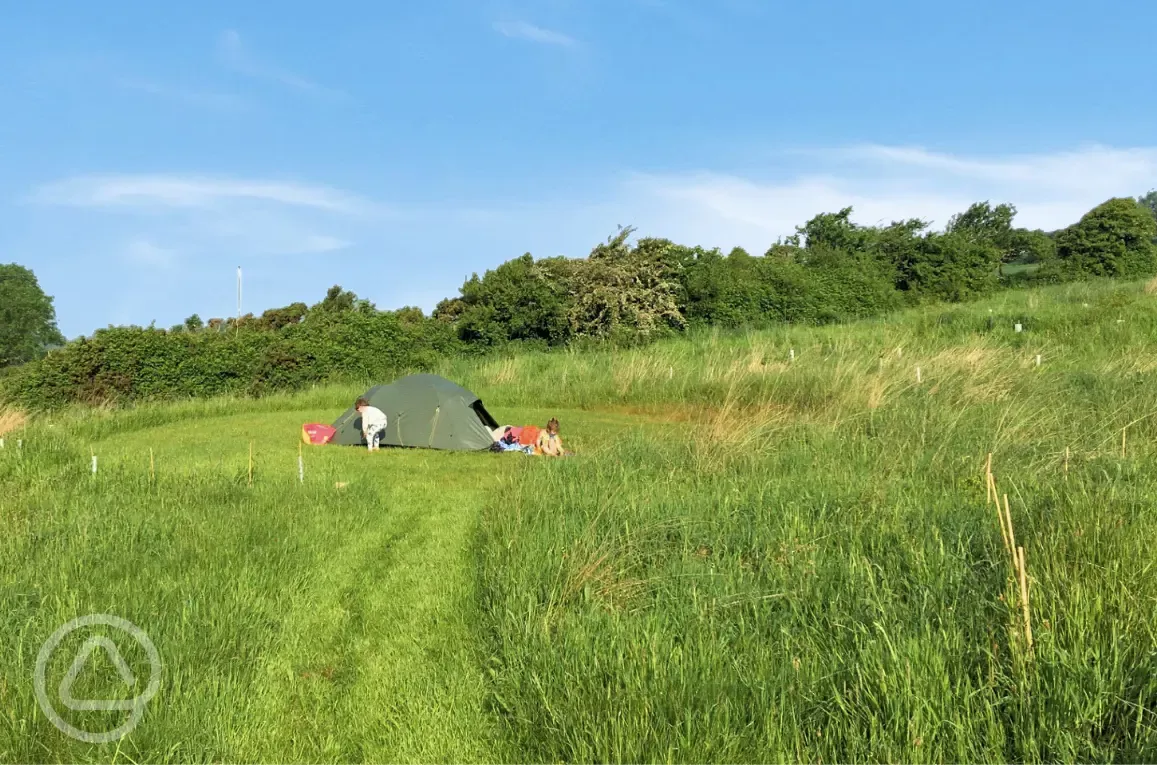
[4,278,1157,762]
[0,403,630,762]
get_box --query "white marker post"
[916,366,922,383]
[91,455,97,475]
[0,438,4,449]
[1036,354,1041,367]
[298,454,304,484]
[789,349,795,361]
[1015,323,1023,333]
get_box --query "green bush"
[1056,198,1157,278]
[2,309,462,410]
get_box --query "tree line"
[2,194,1156,409]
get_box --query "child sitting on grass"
[536,418,565,457]
[355,397,388,452]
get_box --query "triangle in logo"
[58,636,138,712]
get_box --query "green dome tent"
[330,374,500,451]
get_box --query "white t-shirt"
[360,406,388,433]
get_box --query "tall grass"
[475,279,1157,761]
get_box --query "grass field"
[3,279,1157,762]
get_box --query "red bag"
[302,423,337,445]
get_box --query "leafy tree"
[432,297,468,323]
[184,314,204,331]
[863,218,929,296]
[312,285,360,313]
[0,263,65,367]
[946,201,1057,271]
[445,253,571,346]
[1007,229,1056,264]
[1055,198,1157,278]
[785,207,875,252]
[566,227,684,339]
[256,302,307,331]
[394,306,427,326]
[908,233,1002,301]
[946,202,1018,255]
[1138,190,1157,222]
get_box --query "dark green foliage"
[312,285,367,313]
[1138,190,1157,223]
[447,254,571,346]
[255,302,308,331]
[0,264,65,367]
[946,202,1017,253]
[680,245,901,328]
[1055,198,1157,278]
[2,298,461,409]
[903,232,1002,302]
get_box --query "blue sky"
[3,0,1156,338]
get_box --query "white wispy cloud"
[492,20,577,47]
[835,144,1157,198]
[119,79,248,111]
[32,174,373,214]
[216,29,345,99]
[606,143,1157,255]
[30,173,380,262]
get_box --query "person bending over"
[355,397,388,452]
[536,418,564,457]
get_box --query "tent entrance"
[471,400,499,429]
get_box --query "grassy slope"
[2,279,1157,762]
[468,280,1157,762]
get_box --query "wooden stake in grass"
[991,472,1011,554]
[1121,426,1127,459]
[1017,546,1033,651]
[1003,494,1017,568]
[248,441,254,488]
[916,366,922,384]
[91,447,97,476]
[996,496,1010,554]
[985,453,993,504]
[150,448,155,482]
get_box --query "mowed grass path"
[0,404,635,762]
